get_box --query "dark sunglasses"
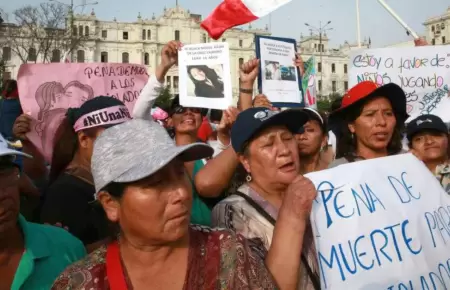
[172,106,202,115]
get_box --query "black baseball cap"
[231,107,308,154]
[406,114,448,141]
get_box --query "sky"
[2,0,449,48]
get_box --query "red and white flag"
[201,0,291,40]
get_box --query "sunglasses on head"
[172,106,202,115]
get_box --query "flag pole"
[356,0,361,48]
[376,0,419,39]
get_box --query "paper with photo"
[178,43,233,110]
[259,37,302,104]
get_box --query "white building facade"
[423,6,450,46]
[0,5,355,97]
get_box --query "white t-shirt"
[328,130,337,158]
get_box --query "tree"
[154,85,173,111]
[1,3,87,64]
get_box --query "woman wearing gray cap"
[212,107,319,290]
[52,119,278,289]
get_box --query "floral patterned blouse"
[51,225,278,290]
[211,183,319,290]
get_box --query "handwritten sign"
[349,45,450,123]
[306,154,450,289]
[17,63,149,162]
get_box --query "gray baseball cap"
[91,119,214,193]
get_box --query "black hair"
[210,109,222,123]
[335,96,404,159]
[49,96,127,183]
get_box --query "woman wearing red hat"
[329,81,408,167]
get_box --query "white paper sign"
[178,43,233,110]
[306,154,450,290]
[349,45,450,123]
[258,38,302,104]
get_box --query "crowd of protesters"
[0,37,449,290]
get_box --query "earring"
[246,174,252,182]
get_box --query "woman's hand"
[294,53,305,76]
[156,41,182,82]
[239,58,260,87]
[253,94,274,109]
[282,175,317,221]
[161,40,182,69]
[414,37,428,47]
[217,107,240,145]
[13,114,32,141]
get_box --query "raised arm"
[133,41,181,120]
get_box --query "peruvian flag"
[201,0,292,40]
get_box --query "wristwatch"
[239,88,253,94]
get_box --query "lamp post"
[356,0,361,48]
[49,0,98,61]
[304,21,332,98]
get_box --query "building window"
[239,40,243,47]
[175,30,180,41]
[331,63,335,73]
[344,81,348,91]
[202,34,207,43]
[166,76,171,86]
[101,51,108,63]
[173,76,179,89]
[77,50,85,63]
[51,49,60,62]
[432,25,435,32]
[78,26,83,36]
[144,52,149,65]
[238,58,244,68]
[222,38,226,42]
[28,48,37,62]
[122,52,129,63]
[443,36,446,44]
[85,26,89,36]
[123,32,129,40]
[318,80,322,92]
[102,30,107,38]
[2,47,11,61]
[72,26,77,36]
[344,64,348,74]
[317,62,322,73]
[147,30,151,40]
[332,81,336,92]
[432,39,435,45]
[142,29,146,40]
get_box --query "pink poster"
[17,63,149,163]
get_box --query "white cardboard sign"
[349,45,450,123]
[306,154,450,289]
[178,43,233,110]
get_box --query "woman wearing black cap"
[212,107,320,290]
[39,96,132,252]
[407,114,450,193]
[329,81,408,167]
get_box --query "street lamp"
[48,0,98,61]
[304,21,332,98]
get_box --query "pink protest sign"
[17,62,149,163]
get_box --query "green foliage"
[154,85,173,111]
[316,93,342,115]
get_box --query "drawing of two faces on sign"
[34,81,94,160]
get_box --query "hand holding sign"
[161,41,182,69]
[239,58,260,86]
[12,114,32,141]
